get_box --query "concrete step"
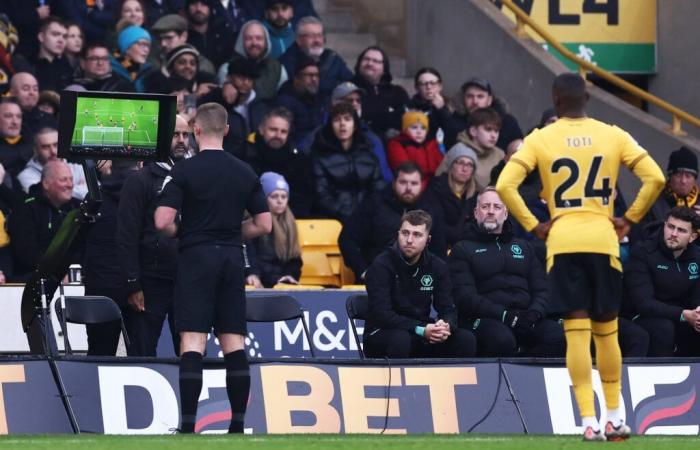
[321,11,356,32]
[325,32,376,67]
[393,77,415,96]
[389,56,407,79]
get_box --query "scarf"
[668,184,699,208]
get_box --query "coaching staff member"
[363,210,476,358]
[155,103,271,434]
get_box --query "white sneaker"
[583,425,606,441]
[604,420,631,441]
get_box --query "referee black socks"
[224,349,250,434]
[179,351,203,434]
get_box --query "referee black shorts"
[173,244,247,335]
[548,252,622,317]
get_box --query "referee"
[155,103,271,434]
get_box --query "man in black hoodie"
[623,206,700,356]
[116,115,191,357]
[364,209,476,358]
[351,46,409,141]
[449,187,564,357]
[339,161,446,281]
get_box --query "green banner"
[544,43,656,74]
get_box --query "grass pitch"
[0,434,698,450]
[72,97,159,148]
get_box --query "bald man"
[8,160,79,281]
[10,72,57,136]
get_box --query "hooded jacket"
[246,234,302,288]
[310,124,385,222]
[449,220,548,322]
[279,42,352,98]
[624,224,700,320]
[364,244,458,334]
[110,55,159,93]
[447,133,504,188]
[338,184,447,279]
[274,79,327,146]
[425,173,479,246]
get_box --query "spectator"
[64,22,84,71]
[426,143,481,246]
[245,172,302,288]
[310,101,384,222]
[210,0,253,42]
[351,45,409,141]
[220,20,287,101]
[0,99,33,182]
[407,67,461,146]
[74,42,136,92]
[363,209,477,358]
[55,0,115,44]
[17,126,87,199]
[445,107,504,187]
[117,0,147,27]
[150,13,217,75]
[7,160,79,281]
[10,72,56,136]
[339,161,447,282]
[0,14,20,95]
[243,107,314,217]
[641,147,700,228]
[225,56,269,134]
[449,187,564,357]
[36,90,60,119]
[451,77,524,153]
[117,114,191,357]
[263,0,295,59]
[0,1,50,61]
[82,159,140,356]
[299,81,392,182]
[387,110,443,191]
[34,16,74,92]
[624,207,700,356]
[279,16,352,99]
[141,0,183,26]
[159,44,218,96]
[110,25,159,92]
[274,59,326,146]
[185,0,236,68]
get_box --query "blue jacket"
[273,80,328,147]
[110,57,158,93]
[279,43,352,98]
[264,20,295,60]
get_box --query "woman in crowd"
[65,22,84,72]
[245,172,303,288]
[110,25,159,92]
[311,102,385,222]
[407,67,462,145]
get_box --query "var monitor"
[58,90,177,161]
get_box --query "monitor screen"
[58,90,176,162]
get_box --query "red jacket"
[387,133,444,191]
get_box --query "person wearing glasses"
[407,67,462,146]
[116,114,192,357]
[74,42,136,92]
[110,25,159,93]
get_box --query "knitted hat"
[118,25,151,54]
[331,81,365,102]
[166,44,199,68]
[260,172,289,197]
[667,146,698,177]
[445,142,478,170]
[402,110,428,131]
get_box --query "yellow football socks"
[564,318,594,418]
[592,319,622,410]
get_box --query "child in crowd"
[387,110,444,191]
[245,172,303,288]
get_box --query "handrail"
[500,0,700,136]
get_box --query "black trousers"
[618,317,649,357]
[471,318,566,357]
[363,327,477,359]
[125,275,179,357]
[84,285,128,356]
[635,317,700,357]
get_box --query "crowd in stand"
[0,0,698,358]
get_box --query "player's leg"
[219,333,248,434]
[179,331,207,433]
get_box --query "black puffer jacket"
[351,73,409,139]
[310,125,385,222]
[246,235,302,288]
[424,173,477,246]
[449,221,548,322]
[338,184,447,279]
[624,224,700,320]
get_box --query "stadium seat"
[299,251,341,287]
[296,219,342,253]
[246,295,315,357]
[345,294,369,359]
[272,283,324,290]
[297,220,355,286]
[54,296,130,355]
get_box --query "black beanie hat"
[667,146,698,177]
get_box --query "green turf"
[72,97,159,148]
[0,434,698,450]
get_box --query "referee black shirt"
[158,150,268,249]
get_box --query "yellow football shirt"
[496,117,665,259]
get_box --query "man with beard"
[351,46,409,140]
[363,209,476,359]
[449,187,564,357]
[73,42,135,92]
[151,14,216,75]
[279,16,351,99]
[339,161,447,281]
[0,99,33,183]
[116,114,192,357]
[623,207,700,357]
[273,59,326,146]
[185,0,236,68]
[263,0,295,59]
[9,72,56,136]
[243,107,314,217]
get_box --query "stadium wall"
[2,357,700,435]
[404,0,700,198]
